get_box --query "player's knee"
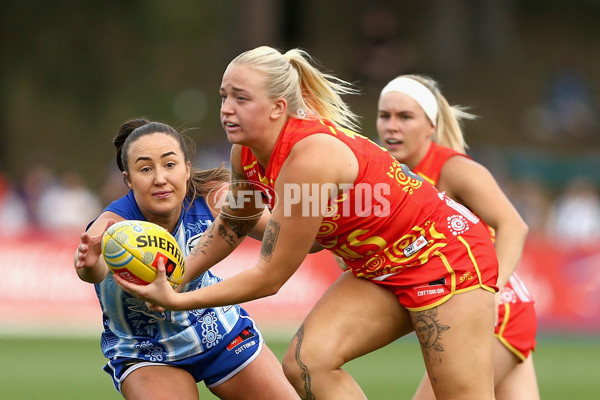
[282,345,303,389]
[283,339,338,394]
[282,341,327,393]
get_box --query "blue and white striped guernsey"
[93,191,241,362]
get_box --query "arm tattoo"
[219,170,260,239]
[295,324,315,400]
[260,219,280,261]
[414,308,450,364]
[221,216,256,239]
[231,170,246,187]
[190,223,215,256]
[217,223,236,247]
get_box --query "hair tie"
[380,77,438,126]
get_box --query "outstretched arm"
[74,213,121,283]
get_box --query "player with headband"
[377,74,539,399]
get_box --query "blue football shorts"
[103,312,263,393]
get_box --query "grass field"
[1,334,598,399]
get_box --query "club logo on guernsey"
[135,235,184,270]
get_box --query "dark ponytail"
[113,118,150,172]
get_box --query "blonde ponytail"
[231,46,361,132]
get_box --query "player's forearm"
[174,263,284,311]
[183,215,256,284]
[493,219,529,288]
[78,269,108,284]
[180,214,312,310]
[74,253,109,284]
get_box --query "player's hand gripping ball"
[102,220,185,288]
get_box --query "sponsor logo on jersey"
[414,277,446,297]
[226,329,257,354]
[403,234,428,257]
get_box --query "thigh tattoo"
[414,308,450,364]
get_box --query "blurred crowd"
[0,162,126,235]
[506,176,600,244]
[2,154,600,245]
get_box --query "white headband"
[380,77,438,126]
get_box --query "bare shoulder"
[230,144,243,174]
[230,143,242,159]
[439,155,504,204]
[284,133,358,183]
[441,155,495,181]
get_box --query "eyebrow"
[220,86,248,95]
[134,151,177,164]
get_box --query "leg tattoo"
[295,324,315,400]
[414,308,450,363]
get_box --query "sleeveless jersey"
[412,142,534,304]
[94,191,242,362]
[240,118,487,280]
